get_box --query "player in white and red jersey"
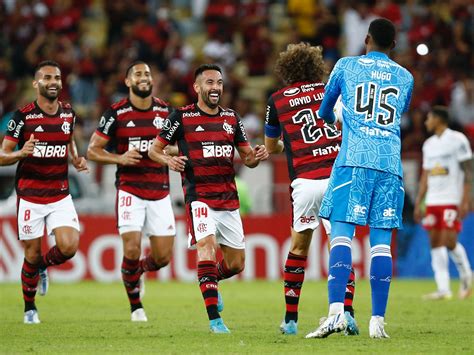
[264,43,358,335]
[414,106,472,300]
[0,60,88,324]
[149,64,268,333]
[87,61,176,322]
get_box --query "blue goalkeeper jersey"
[319,51,414,178]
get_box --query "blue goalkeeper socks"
[328,237,352,305]
[370,244,392,317]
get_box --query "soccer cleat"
[217,291,224,313]
[38,267,49,296]
[279,320,298,335]
[369,316,389,338]
[131,308,148,322]
[305,312,347,338]
[422,291,452,300]
[459,276,472,300]
[344,311,359,335]
[24,310,40,324]
[139,275,145,300]
[209,318,230,334]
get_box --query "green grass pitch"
[0,280,472,354]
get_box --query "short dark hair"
[125,60,148,77]
[194,64,222,79]
[368,18,396,49]
[430,105,450,125]
[34,60,60,77]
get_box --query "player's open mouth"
[209,93,219,100]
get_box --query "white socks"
[328,302,344,316]
[449,243,472,280]
[431,247,450,294]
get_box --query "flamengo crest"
[223,121,233,135]
[61,121,71,134]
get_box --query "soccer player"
[305,18,414,339]
[0,60,88,324]
[87,61,176,322]
[414,106,472,300]
[264,43,358,336]
[149,64,268,333]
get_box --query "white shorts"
[17,195,80,241]
[291,178,331,234]
[188,201,245,249]
[117,190,176,237]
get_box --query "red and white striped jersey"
[95,97,172,200]
[5,101,75,204]
[157,103,250,210]
[265,82,341,181]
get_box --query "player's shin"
[138,254,161,273]
[216,260,239,281]
[328,236,352,315]
[41,245,70,267]
[283,252,307,323]
[198,260,220,320]
[21,259,40,311]
[344,267,356,316]
[431,246,450,294]
[121,257,143,312]
[370,244,392,316]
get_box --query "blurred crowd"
[0,0,473,158]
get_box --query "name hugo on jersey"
[128,137,153,152]
[32,142,67,158]
[202,142,233,158]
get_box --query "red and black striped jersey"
[5,101,75,204]
[95,97,172,200]
[157,103,250,211]
[265,82,341,181]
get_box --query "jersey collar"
[366,51,390,60]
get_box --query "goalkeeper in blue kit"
[305,18,414,339]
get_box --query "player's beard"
[202,90,220,109]
[131,82,152,98]
[38,83,61,101]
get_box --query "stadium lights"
[416,43,429,56]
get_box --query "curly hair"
[274,43,326,85]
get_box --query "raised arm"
[264,137,284,154]
[0,134,38,166]
[149,138,187,172]
[87,132,142,166]
[237,144,269,169]
[69,137,89,173]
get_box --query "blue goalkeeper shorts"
[319,166,404,229]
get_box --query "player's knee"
[24,251,42,265]
[228,257,245,274]
[153,253,171,268]
[58,243,77,258]
[124,245,141,260]
[290,237,311,255]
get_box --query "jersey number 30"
[355,83,399,126]
[292,109,341,144]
